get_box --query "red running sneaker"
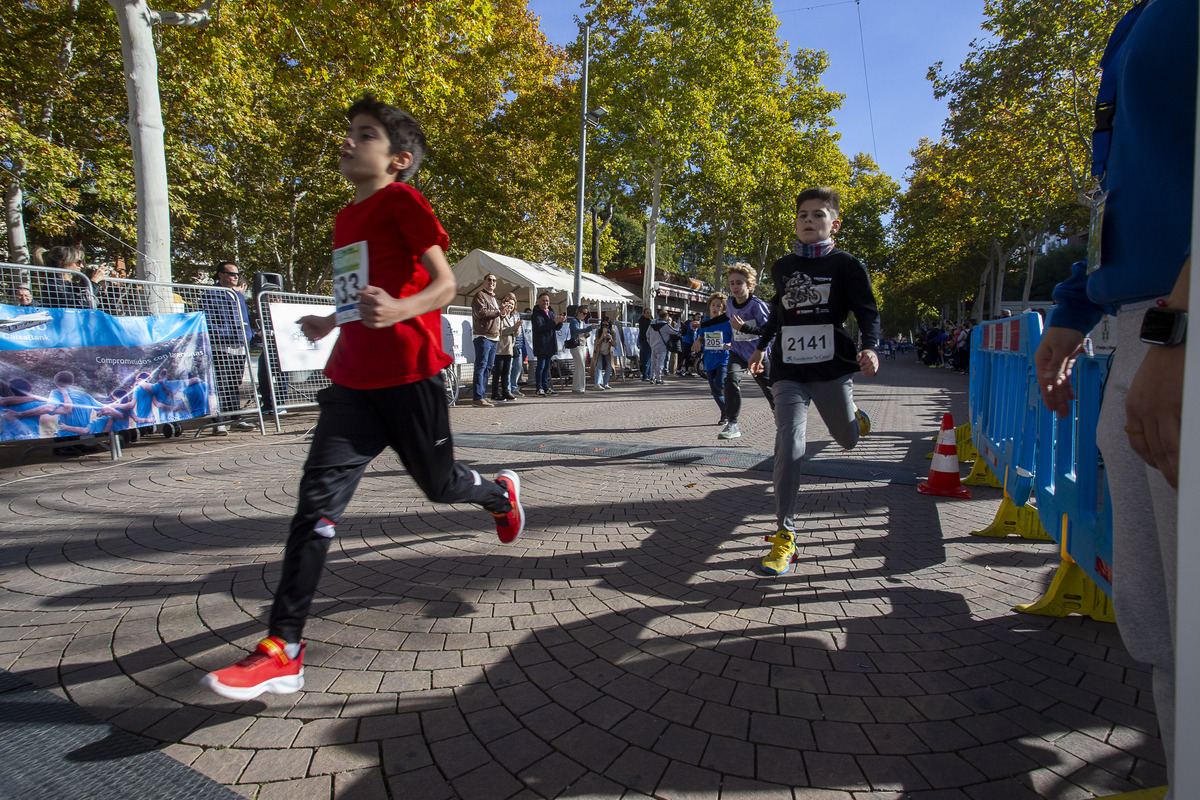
[492,469,524,543]
[201,637,304,700]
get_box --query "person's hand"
[358,285,405,329]
[729,315,745,331]
[690,320,700,330]
[858,348,879,377]
[1034,326,1087,418]
[299,314,336,342]
[748,349,765,375]
[1125,344,1185,488]
[691,340,702,354]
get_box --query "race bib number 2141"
[333,241,369,324]
[781,324,834,364]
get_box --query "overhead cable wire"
[0,162,148,260]
[855,0,880,162]
[777,0,857,13]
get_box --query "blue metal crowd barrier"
[968,314,1042,506]
[1033,353,1115,597]
[966,314,1114,620]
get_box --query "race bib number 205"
[781,324,834,364]
[332,241,369,324]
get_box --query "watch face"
[1141,307,1185,346]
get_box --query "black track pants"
[268,377,509,643]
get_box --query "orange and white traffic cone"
[918,413,972,499]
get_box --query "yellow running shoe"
[855,406,871,437]
[760,530,796,576]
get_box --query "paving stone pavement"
[0,358,1167,799]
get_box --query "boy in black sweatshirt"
[749,187,881,575]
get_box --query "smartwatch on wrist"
[1139,306,1187,347]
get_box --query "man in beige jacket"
[471,274,501,407]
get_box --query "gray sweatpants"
[772,377,859,532]
[1096,300,1178,792]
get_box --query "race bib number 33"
[333,241,369,324]
[782,324,834,364]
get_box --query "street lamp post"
[573,25,607,306]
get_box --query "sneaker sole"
[496,469,524,543]
[200,670,304,701]
[758,562,793,576]
[718,432,741,439]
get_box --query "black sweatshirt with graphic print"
[755,249,881,384]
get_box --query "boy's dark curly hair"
[796,186,841,217]
[346,94,426,182]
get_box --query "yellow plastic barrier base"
[963,457,1004,488]
[1095,787,1167,800]
[1015,558,1116,623]
[926,422,979,462]
[971,496,1052,540]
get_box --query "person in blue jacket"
[1035,1,1195,792]
[693,293,732,424]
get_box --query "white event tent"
[450,249,638,320]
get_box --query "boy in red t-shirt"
[202,95,524,701]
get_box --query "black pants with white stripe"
[268,376,509,644]
[723,353,775,424]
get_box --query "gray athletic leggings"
[1096,300,1177,794]
[772,376,859,533]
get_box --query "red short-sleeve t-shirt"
[324,182,453,389]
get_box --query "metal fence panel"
[2,262,97,310]
[1,264,262,434]
[93,277,263,433]
[256,290,335,431]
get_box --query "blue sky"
[525,0,987,185]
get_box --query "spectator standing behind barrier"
[666,314,684,376]
[530,292,562,397]
[13,286,32,306]
[199,260,256,433]
[593,318,616,390]
[637,306,653,381]
[470,273,501,407]
[91,261,150,316]
[678,312,699,376]
[492,292,519,402]
[566,304,595,394]
[647,309,677,385]
[509,310,528,397]
[34,245,96,309]
[1035,2,1194,793]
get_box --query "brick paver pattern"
[0,360,1166,799]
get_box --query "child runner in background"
[693,292,732,425]
[699,263,774,439]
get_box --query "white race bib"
[781,324,834,364]
[332,241,369,324]
[703,331,724,351]
[733,329,758,342]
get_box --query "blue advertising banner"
[0,306,219,441]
